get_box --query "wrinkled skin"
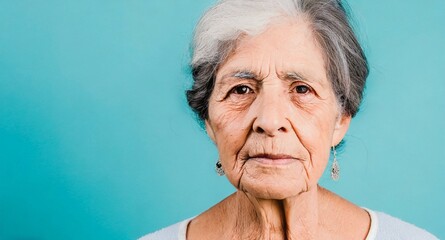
[188,18,370,240]
[206,18,350,200]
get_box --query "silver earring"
[331,146,340,181]
[215,160,225,176]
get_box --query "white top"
[139,209,438,240]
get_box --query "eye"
[295,85,311,94]
[230,85,254,95]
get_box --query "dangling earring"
[331,146,340,181]
[215,160,225,176]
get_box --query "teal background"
[0,0,444,239]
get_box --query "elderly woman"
[141,0,437,239]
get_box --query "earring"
[331,146,340,181]
[215,160,225,176]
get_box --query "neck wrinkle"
[232,187,320,240]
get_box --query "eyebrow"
[282,71,305,81]
[218,70,321,85]
[216,70,258,85]
[233,71,257,79]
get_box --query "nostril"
[256,127,265,134]
[278,127,286,132]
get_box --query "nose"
[252,91,291,137]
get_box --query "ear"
[205,119,216,143]
[332,114,351,146]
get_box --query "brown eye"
[295,85,310,94]
[231,85,253,95]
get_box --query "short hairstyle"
[187,0,369,123]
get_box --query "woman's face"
[205,19,351,199]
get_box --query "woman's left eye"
[295,85,311,94]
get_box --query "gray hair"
[186,0,368,122]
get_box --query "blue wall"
[0,0,444,239]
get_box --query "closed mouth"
[250,153,295,159]
[248,153,298,165]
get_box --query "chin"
[239,175,308,200]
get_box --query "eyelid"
[291,81,312,90]
[226,79,257,91]
[224,83,256,99]
[230,85,254,94]
[291,82,319,98]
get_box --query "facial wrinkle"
[233,116,255,174]
[287,107,307,160]
[287,111,313,192]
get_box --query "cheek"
[209,105,250,160]
[211,107,248,142]
[294,96,338,142]
[296,111,336,147]
[208,108,252,188]
[291,104,338,177]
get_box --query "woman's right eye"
[230,85,254,95]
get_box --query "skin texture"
[188,18,370,239]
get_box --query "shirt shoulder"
[138,217,193,240]
[374,211,438,240]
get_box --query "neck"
[231,186,322,240]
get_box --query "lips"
[248,153,298,165]
[250,153,295,159]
